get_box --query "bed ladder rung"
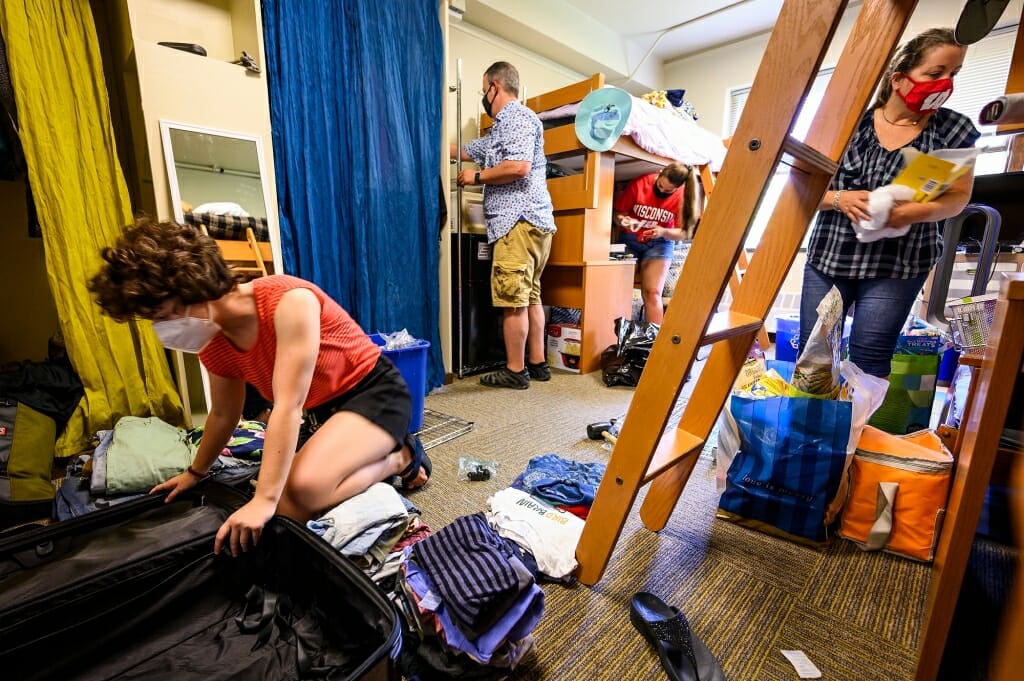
[642,428,705,484]
[781,135,839,176]
[702,311,763,345]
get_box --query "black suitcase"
[0,481,400,680]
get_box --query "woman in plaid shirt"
[799,28,980,377]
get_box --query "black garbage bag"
[601,318,659,387]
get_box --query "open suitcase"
[0,481,400,680]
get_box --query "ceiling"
[560,0,785,63]
[456,1,877,92]
[458,0,1022,94]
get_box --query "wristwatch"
[474,171,481,185]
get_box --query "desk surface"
[960,349,985,368]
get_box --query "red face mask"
[895,75,954,114]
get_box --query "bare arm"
[150,373,244,502]
[250,288,321,508]
[192,376,245,473]
[449,142,473,162]
[213,288,321,556]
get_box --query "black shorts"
[298,355,412,451]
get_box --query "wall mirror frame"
[159,119,280,263]
[158,120,281,426]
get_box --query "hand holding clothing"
[853,184,916,242]
[833,189,872,224]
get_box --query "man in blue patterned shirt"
[453,61,557,389]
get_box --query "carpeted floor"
[415,366,937,681]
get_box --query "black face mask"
[653,186,676,199]
[481,83,495,118]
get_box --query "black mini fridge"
[451,231,505,377]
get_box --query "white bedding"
[537,93,727,171]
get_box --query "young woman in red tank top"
[90,219,430,557]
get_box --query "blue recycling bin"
[774,313,801,362]
[774,313,851,362]
[369,334,430,433]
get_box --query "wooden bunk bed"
[481,74,768,372]
[186,212,275,281]
[481,73,730,373]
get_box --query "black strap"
[235,584,333,678]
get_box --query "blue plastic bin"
[369,334,430,433]
[774,313,851,362]
[774,313,801,362]
[937,347,960,387]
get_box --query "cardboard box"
[546,322,582,373]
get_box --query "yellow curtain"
[0,0,184,455]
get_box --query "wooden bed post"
[574,0,921,586]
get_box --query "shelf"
[128,0,260,68]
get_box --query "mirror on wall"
[159,120,272,235]
[158,121,278,427]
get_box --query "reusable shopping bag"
[868,353,940,435]
[716,361,888,545]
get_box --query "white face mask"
[152,304,220,353]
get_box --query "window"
[726,69,834,248]
[945,26,1016,175]
[724,27,1018,248]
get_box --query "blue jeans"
[799,263,929,378]
[620,233,674,261]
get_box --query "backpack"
[0,398,56,528]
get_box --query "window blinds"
[945,26,1016,132]
[727,26,1017,136]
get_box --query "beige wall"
[0,182,59,363]
[666,0,1023,138]
[448,21,585,147]
[121,0,281,268]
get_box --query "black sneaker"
[480,366,530,389]
[526,361,551,381]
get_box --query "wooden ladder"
[575,0,921,586]
[698,165,771,352]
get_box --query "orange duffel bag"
[838,426,953,561]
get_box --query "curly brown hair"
[89,217,239,321]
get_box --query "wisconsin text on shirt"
[634,205,674,223]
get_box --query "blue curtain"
[263,0,444,392]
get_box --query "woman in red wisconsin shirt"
[614,163,699,323]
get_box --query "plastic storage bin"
[774,313,801,362]
[370,333,430,432]
[774,313,851,362]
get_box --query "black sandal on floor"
[395,434,431,490]
[629,591,726,681]
[479,366,530,389]
[526,361,551,381]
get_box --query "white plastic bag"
[380,328,418,350]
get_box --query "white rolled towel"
[854,184,916,243]
[979,93,1024,125]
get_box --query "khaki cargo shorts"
[491,220,553,308]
